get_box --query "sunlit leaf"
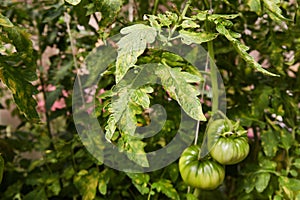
[179,30,218,45]
[116,24,157,82]
[0,13,13,27]
[155,64,206,121]
[247,0,262,13]
[262,0,292,22]
[64,0,81,6]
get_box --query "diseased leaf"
[208,14,240,21]
[216,23,279,77]
[98,169,110,195]
[126,173,150,195]
[255,173,271,193]
[64,0,81,6]
[109,66,155,137]
[262,0,292,22]
[181,19,200,28]
[179,30,218,45]
[123,136,149,167]
[105,114,117,141]
[74,168,99,200]
[0,13,13,27]
[155,64,206,121]
[0,26,39,121]
[152,179,180,200]
[116,24,157,82]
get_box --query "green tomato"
[208,119,250,165]
[179,145,225,190]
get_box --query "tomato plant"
[0,0,299,199]
[208,119,250,165]
[179,145,225,190]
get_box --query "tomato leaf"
[279,176,300,191]
[105,114,117,141]
[98,169,110,195]
[262,0,292,22]
[155,64,206,121]
[179,30,218,45]
[255,173,271,193]
[116,24,157,82]
[126,173,150,195]
[122,136,149,167]
[216,23,279,77]
[65,0,81,5]
[247,0,262,13]
[0,26,39,121]
[152,179,180,200]
[74,168,99,200]
[261,130,279,157]
[0,13,13,27]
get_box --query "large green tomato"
[208,119,250,165]
[179,145,225,190]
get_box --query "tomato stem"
[193,188,201,198]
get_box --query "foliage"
[0,0,299,199]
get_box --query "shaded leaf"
[216,23,279,77]
[98,169,110,195]
[255,173,271,193]
[155,64,206,121]
[23,188,47,200]
[279,176,300,191]
[152,179,180,200]
[116,24,157,82]
[126,173,150,195]
[74,168,99,200]
[261,130,279,157]
[124,136,149,167]
[179,30,218,45]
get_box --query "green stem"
[193,188,201,198]
[194,120,200,145]
[152,0,159,15]
[207,40,218,114]
[180,0,192,19]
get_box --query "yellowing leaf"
[0,13,13,27]
[116,24,157,82]
[262,0,292,22]
[155,64,206,121]
[179,30,218,45]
